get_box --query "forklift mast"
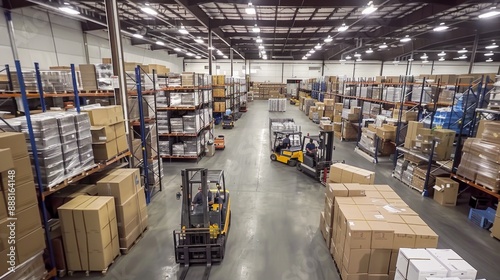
[321,131,334,162]
[181,168,210,229]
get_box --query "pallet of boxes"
[309,102,325,123]
[320,162,441,280]
[340,106,361,141]
[0,133,47,279]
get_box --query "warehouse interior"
[1,1,500,280]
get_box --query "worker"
[306,139,317,157]
[282,134,291,149]
[192,185,214,207]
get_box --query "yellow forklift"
[173,169,231,280]
[270,131,304,166]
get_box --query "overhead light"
[362,1,377,15]
[337,23,349,32]
[306,53,311,57]
[437,51,446,57]
[339,59,346,62]
[302,56,307,60]
[155,41,165,46]
[252,24,260,33]
[174,48,181,52]
[356,58,362,62]
[392,60,399,64]
[408,58,414,62]
[354,52,361,57]
[186,52,194,57]
[314,43,322,50]
[223,55,228,59]
[194,37,203,44]
[479,8,500,19]
[179,25,189,35]
[195,55,201,59]
[141,6,158,16]
[458,48,467,53]
[485,51,494,57]
[208,46,215,50]
[309,49,316,54]
[133,34,143,39]
[365,48,373,54]
[256,36,263,43]
[263,56,268,60]
[58,6,80,15]
[420,53,428,60]
[400,35,411,43]
[324,36,333,43]
[433,22,449,32]
[245,2,256,15]
[260,50,266,54]
[486,58,493,62]
[439,57,445,61]
[217,50,223,55]
[459,55,467,59]
[422,60,429,64]
[345,55,352,60]
[486,42,498,49]
[379,43,388,49]
[258,45,264,49]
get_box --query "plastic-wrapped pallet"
[183,114,200,133]
[170,93,182,107]
[170,118,184,133]
[157,111,170,134]
[412,86,433,103]
[172,143,184,155]
[268,98,286,112]
[159,140,171,156]
[148,159,163,185]
[181,92,200,107]
[183,140,199,156]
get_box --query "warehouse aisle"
[79,101,500,280]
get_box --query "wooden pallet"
[120,227,149,255]
[79,90,114,94]
[472,180,500,193]
[67,254,120,277]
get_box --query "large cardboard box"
[344,220,372,249]
[389,223,416,249]
[92,141,118,161]
[91,126,116,143]
[367,221,394,249]
[410,225,438,248]
[16,227,46,264]
[433,177,459,206]
[83,107,115,126]
[16,204,42,239]
[376,126,396,141]
[405,122,424,149]
[2,180,38,213]
[0,133,29,159]
[369,249,391,274]
[326,183,349,201]
[117,192,139,236]
[343,248,371,274]
[407,259,448,280]
[396,248,433,278]
[97,169,141,205]
[116,135,128,154]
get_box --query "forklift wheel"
[288,160,297,167]
[270,154,277,161]
[296,163,302,172]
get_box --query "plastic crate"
[468,207,496,229]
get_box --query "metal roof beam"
[187,0,457,7]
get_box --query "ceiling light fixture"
[179,25,189,35]
[379,43,388,49]
[258,45,264,49]
[194,37,203,44]
[486,58,493,62]
[345,55,352,60]
[400,35,411,43]
[263,55,268,60]
[58,6,80,15]
[223,55,228,59]
[302,56,307,60]
[324,36,333,43]
[141,6,158,16]
[459,54,467,59]
[356,58,362,62]
[315,43,322,50]
[392,60,399,64]
[195,55,201,59]
[133,34,143,39]
[186,52,194,56]
[479,8,500,19]
[422,60,429,63]
[339,59,346,62]
[362,1,377,15]
[309,49,316,54]
[439,57,445,61]
[245,2,256,15]
[306,53,311,57]
[437,51,446,57]
[256,36,263,43]
[420,53,428,60]
[337,23,349,32]
[408,58,414,62]
[261,50,266,54]
[458,48,467,53]
[252,24,260,33]
[365,48,373,54]
[433,22,449,32]
[354,52,361,57]
[486,42,498,49]
[174,48,182,52]
[155,41,165,46]
[485,51,494,57]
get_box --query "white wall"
[186,59,500,82]
[0,8,183,71]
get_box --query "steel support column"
[4,11,19,60]
[468,32,479,74]
[208,25,213,75]
[230,47,234,77]
[83,33,90,64]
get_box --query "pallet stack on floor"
[340,106,361,141]
[320,163,440,280]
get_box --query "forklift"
[270,131,304,166]
[173,169,231,280]
[214,135,225,150]
[297,131,342,182]
[222,114,234,129]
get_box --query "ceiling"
[3,0,500,62]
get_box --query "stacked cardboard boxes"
[405,126,455,161]
[393,110,418,123]
[84,106,128,161]
[324,99,335,120]
[395,248,477,280]
[96,169,148,252]
[0,136,46,277]
[329,163,376,184]
[79,64,98,91]
[333,103,343,134]
[58,196,120,272]
[376,124,397,142]
[321,183,439,280]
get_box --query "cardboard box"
[438,259,477,279]
[83,106,115,126]
[433,177,459,206]
[91,126,116,143]
[401,215,426,226]
[367,221,394,249]
[116,135,128,154]
[16,204,42,238]
[407,259,448,280]
[492,216,500,239]
[97,169,141,205]
[343,248,371,274]
[344,220,372,249]
[367,274,388,280]
[16,227,46,264]
[326,183,349,201]
[0,133,29,159]
[376,126,396,141]
[113,122,126,138]
[3,180,38,213]
[92,141,118,161]
[369,249,391,274]
[117,192,139,236]
[410,225,438,248]
[389,223,416,249]
[405,122,424,149]
[0,149,14,173]
[396,248,433,278]
[341,268,368,280]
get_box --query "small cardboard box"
[92,141,118,161]
[369,249,391,274]
[407,259,448,280]
[344,220,372,249]
[433,177,459,206]
[0,133,29,159]
[395,248,432,279]
[343,248,371,274]
[367,221,394,249]
[410,225,438,248]
[97,169,141,205]
[389,223,416,249]
[91,126,116,143]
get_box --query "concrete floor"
[78,100,500,280]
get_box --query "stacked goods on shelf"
[488,75,500,109]
[319,117,334,132]
[309,102,325,123]
[457,121,500,192]
[10,70,80,92]
[133,124,158,159]
[253,83,285,100]
[71,112,94,168]
[411,164,449,194]
[96,169,148,253]
[303,99,316,116]
[58,196,120,272]
[0,138,46,278]
[341,106,361,141]
[320,181,439,280]
[333,103,343,134]
[395,248,477,280]
[323,99,335,120]
[79,64,98,90]
[167,73,181,86]
[95,63,114,90]
[1,252,46,280]
[393,109,418,123]
[128,95,155,120]
[428,93,476,134]
[405,127,455,161]
[385,87,403,103]
[410,85,433,103]
[359,119,396,157]
[268,99,287,112]
[83,105,128,161]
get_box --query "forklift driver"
[192,186,214,207]
[306,138,317,157]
